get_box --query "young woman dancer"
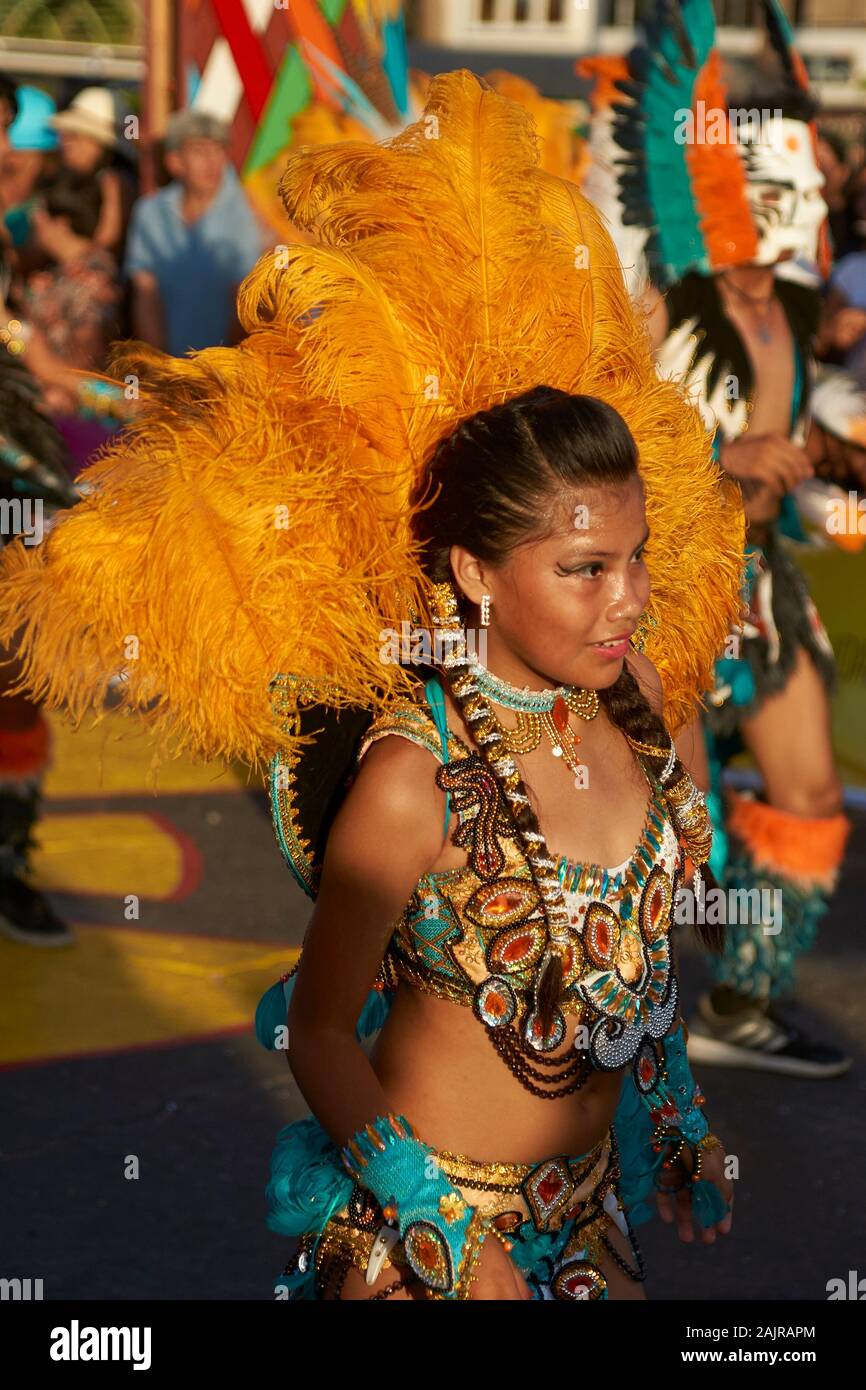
[267,386,737,1300]
[0,72,743,1299]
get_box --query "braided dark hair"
[413,386,720,1039]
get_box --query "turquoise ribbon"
[424,675,452,836]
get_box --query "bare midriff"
[367,980,623,1164]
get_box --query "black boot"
[0,784,73,947]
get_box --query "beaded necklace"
[467,658,600,782]
[555,781,671,923]
[468,658,597,716]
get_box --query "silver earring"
[480,595,491,628]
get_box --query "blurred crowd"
[0,77,277,949]
[815,130,866,387]
[2,77,866,469]
[0,79,274,477]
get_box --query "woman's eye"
[632,547,646,563]
[558,562,603,578]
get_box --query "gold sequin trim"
[434,1134,607,1193]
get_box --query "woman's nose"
[607,580,644,623]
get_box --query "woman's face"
[60,131,103,172]
[457,474,650,692]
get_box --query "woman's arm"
[129,270,166,351]
[815,283,866,359]
[13,323,83,411]
[284,730,531,1299]
[95,168,124,255]
[673,710,710,792]
[285,733,445,1147]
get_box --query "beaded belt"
[434,1131,615,1233]
[301,1130,620,1296]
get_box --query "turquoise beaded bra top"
[358,689,683,1076]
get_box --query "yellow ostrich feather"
[0,71,743,770]
[242,106,376,240]
[485,71,584,182]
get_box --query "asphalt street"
[2,712,864,1302]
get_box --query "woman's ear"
[449,545,488,609]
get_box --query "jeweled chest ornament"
[467,657,599,785]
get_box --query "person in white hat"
[51,87,136,259]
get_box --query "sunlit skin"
[452,477,651,698]
[0,149,48,209]
[286,474,733,1300]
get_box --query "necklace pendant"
[552,696,570,733]
[552,746,563,758]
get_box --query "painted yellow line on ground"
[0,927,299,1066]
[43,709,253,798]
[32,813,190,899]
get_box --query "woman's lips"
[590,635,631,659]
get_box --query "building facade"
[414,0,866,108]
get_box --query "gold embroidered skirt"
[284,1128,644,1300]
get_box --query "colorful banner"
[176,0,411,232]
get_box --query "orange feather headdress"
[0,71,743,772]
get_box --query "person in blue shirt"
[821,252,866,391]
[124,110,267,356]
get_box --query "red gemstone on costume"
[475,976,517,1028]
[538,1172,565,1205]
[489,920,546,974]
[485,892,523,916]
[640,867,673,944]
[416,1234,437,1269]
[552,697,569,732]
[551,1259,607,1300]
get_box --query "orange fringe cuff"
[725,789,851,893]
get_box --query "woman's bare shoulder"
[326,731,446,875]
[625,648,664,717]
